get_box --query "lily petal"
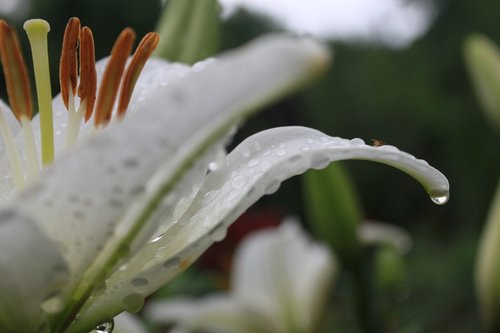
[0,100,21,199]
[0,209,68,333]
[147,296,272,333]
[113,312,148,333]
[232,221,335,333]
[79,126,448,330]
[0,35,329,332]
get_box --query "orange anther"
[94,28,136,127]
[0,20,33,121]
[59,17,80,110]
[117,32,159,118]
[78,27,97,122]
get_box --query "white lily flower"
[146,221,336,333]
[0,17,449,333]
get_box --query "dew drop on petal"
[163,257,181,270]
[40,291,64,314]
[350,138,365,146]
[93,319,114,333]
[130,277,149,293]
[231,175,247,189]
[276,149,287,157]
[150,233,164,243]
[208,161,218,172]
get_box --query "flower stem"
[349,256,381,333]
[23,19,54,165]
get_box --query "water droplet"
[121,293,145,313]
[150,233,164,243]
[208,161,218,172]
[311,155,330,170]
[429,190,449,205]
[163,257,181,270]
[209,226,227,242]
[130,277,149,293]
[203,190,219,204]
[276,149,287,157]
[248,158,260,167]
[93,319,114,333]
[231,175,247,189]
[264,181,281,195]
[40,291,64,314]
[241,148,251,158]
[350,138,365,146]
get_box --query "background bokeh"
[1,0,499,331]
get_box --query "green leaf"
[154,0,221,64]
[303,163,362,266]
[476,180,500,331]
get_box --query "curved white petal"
[232,221,335,333]
[0,209,68,333]
[0,35,328,333]
[78,126,448,331]
[146,296,273,333]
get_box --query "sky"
[218,0,436,48]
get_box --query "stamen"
[117,32,160,118]
[60,17,80,111]
[0,20,33,121]
[0,20,40,179]
[78,27,97,122]
[24,19,54,165]
[94,28,136,127]
[65,26,97,148]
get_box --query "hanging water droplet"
[93,319,114,333]
[429,189,449,205]
[209,226,227,242]
[40,291,64,314]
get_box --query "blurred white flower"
[146,221,336,333]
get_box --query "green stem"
[349,257,380,333]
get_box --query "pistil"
[24,19,55,165]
